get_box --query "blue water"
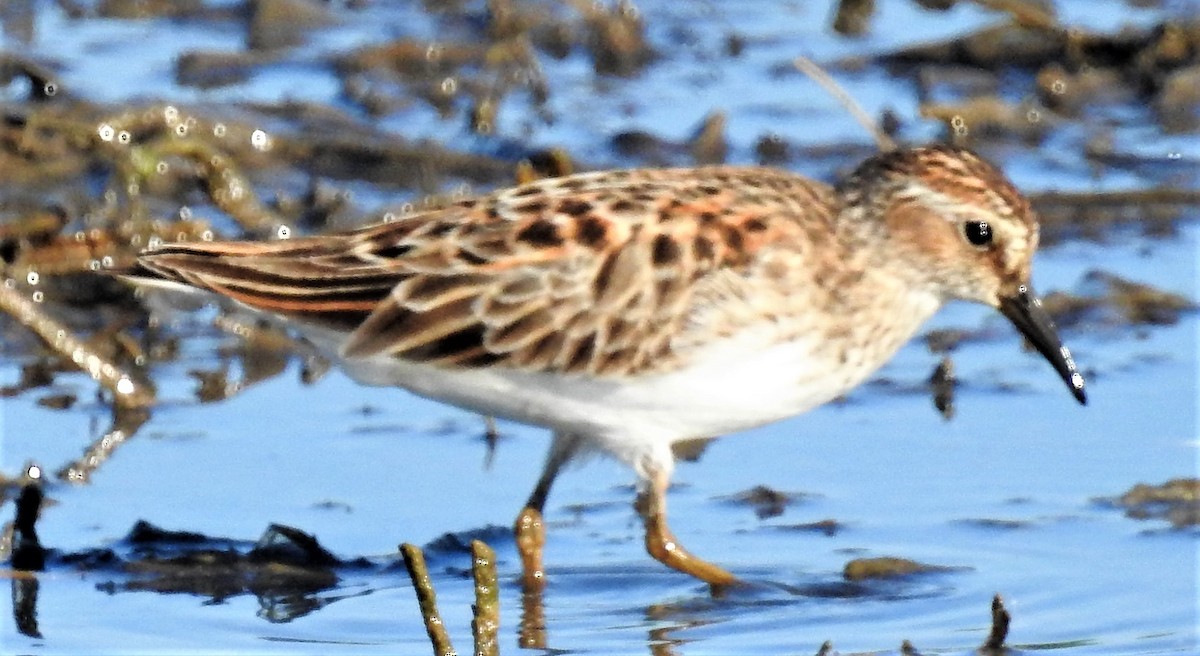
[1,1,1197,653]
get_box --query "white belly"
[339,331,859,445]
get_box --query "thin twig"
[470,540,500,656]
[793,55,897,153]
[983,593,1011,650]
[0,281,155,409]
[401,543,457,656]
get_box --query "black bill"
[998,285,1087,405]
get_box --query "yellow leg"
[637,467,739,589]
[514,506,547,591]
[513,432,582,592]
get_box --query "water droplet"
[89,260,101,271]
[213,123,227,137]
[1051,79,1066,95]
[118,130,131,144]
[31,290,43,303]
[101,255,114,267]
[156,161,169,175]
[175,123,188,137]
[401,203,414,215]
[179,206,193,220]
[148,236,163,249]
[97,124,115,141]
[1026,108,1041,123]
[1167,152,1181,160]
[441,77,458,95]
[127,182,140,196]
[26,271,39,285]
[43,82,57,96]
[276,225,292,239]
[163,105,179,123]
[115,376,136,398]
[425,43,443,62]
[382,212,397,223]
[201,230,214,241]
[251,129,270,151]
[26,464,42,480]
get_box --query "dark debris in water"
[1095,478,1200,528]
[1042,270,1196,330]
[48,520,378,621]
[717,484,812,519]
[842,556,962,581]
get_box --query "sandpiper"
[128,144,1086,589]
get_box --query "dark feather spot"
[652,234,681,266]
[722,225,744,252]
[515,200,549,214]
[699,211,717,223]
[427,223,456,237]
[516,220,563,247]
[558,198,593,217]
[512,185,541,197]
[566,336,596,372]
[593,251,618,295]
[376,243,413,259]
[456,248,488,265]
[694,236,715,261]
[745,217,768,232]
[578,217,608,247]
[611,199,637,212]
[698,185,721,196]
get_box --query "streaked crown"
[837,145,1041,308]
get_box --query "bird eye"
[963,221,992,247]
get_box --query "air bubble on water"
[1026,108,1041,123]
[277,225,292,240]
[26,464,41,480]
[3,278,14,289]
[118,131,131,144]
[175,123,188,137]
[176,232,189,242]
[425,43,443,62]
[401,203,414,215]
[148,235,163,249]
[213,123,227,138]
[98,124,115,141]
[26,271,39,285]
[101,255,114,267]
[127,182,140,196]
[251,129,270,151]
[382,212,397,223]
[201,230,214,241]
[163,105,179,123]
[1051,79,1066,94]
[43,82,57,96]
[156,161,169,175]
[31,291,43,303]
[441,77,458,95]
[185,117,197,129]
[89,259,101,271]
[179,206,193,220]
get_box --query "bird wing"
[136,167,835,377]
